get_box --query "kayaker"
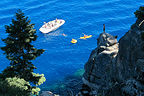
[84,34,88,38]
[71,39,77,43]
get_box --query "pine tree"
[1,9,46,95]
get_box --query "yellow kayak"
[80,35,92,39]
[71,39,77,43]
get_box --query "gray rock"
[80,22,144,96]
[82,32,119,95]
[122,79,144,96]
[40,91,59,96]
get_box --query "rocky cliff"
[78,32,119,96]
[78,7,144,96]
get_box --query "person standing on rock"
[103,24,105,33]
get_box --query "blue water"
[0,0,144,84]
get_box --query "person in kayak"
[71,39,77,43]
[82,33,88,38]
[84,34,88,38]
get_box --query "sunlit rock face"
[81,32,119,96]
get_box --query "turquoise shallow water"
[0,0,144,83]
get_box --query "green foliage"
[0,77,31,96]
[0,9,46,95]
[32,73,46,85]
[134,6,144,20]
[32,87,41,95]
[41,69,84,96]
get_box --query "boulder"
[40,91,59,96]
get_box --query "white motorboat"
[39,19,65,33]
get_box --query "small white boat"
[39,19,65,33]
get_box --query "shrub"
[134,6,144,20]
[0,77,31,96]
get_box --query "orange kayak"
[71,39,77,43]
[80,35,92,39]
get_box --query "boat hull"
[39,19,65,33]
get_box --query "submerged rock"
[41,69,84,96]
